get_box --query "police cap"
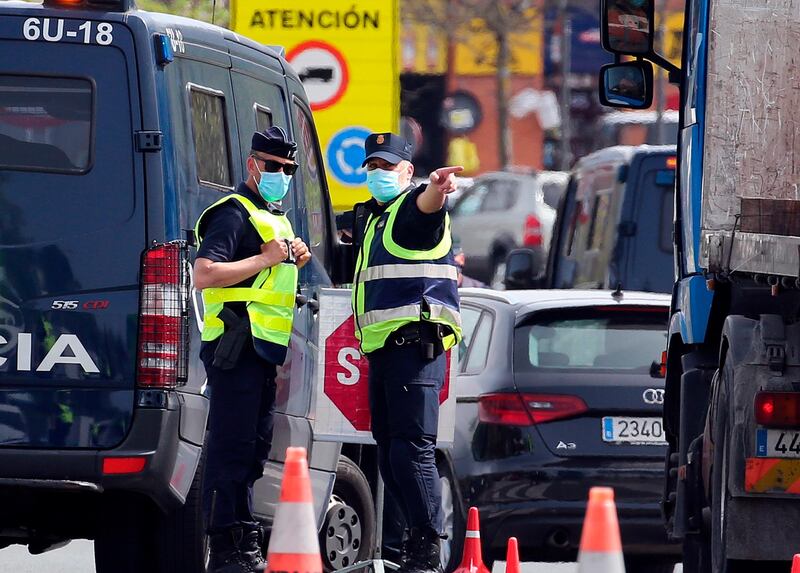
[361,132,412,167]
[251,126,297,160]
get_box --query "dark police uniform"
[350,133,462,573]
[195,127,299,573]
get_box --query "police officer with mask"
[194,126,311,573]
[350,133,463,573]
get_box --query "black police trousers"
[201,339,277,534]
[368,342,446,536]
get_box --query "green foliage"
[135,0,230,29]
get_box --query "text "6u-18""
[23,18,114,45]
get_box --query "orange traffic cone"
[576,487,625,573]
[266,447,323,573]
[504,537,520,573]
[792,554,800,573]
[454,507,491,573]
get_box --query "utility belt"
[387,321,450,360]
[212,307,250,370]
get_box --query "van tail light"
[479,393,589,426]
[136,242,190,389]
[523,215,543,247]
[755,392,800,428]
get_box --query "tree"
[136,0,230,28]
[403,0,540,169]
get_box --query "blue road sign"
[327,126,371,186]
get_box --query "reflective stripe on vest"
[194,194,297,348]
[352,192,462,354]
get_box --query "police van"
[0,0,359,570]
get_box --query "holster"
[212,307,250,370]
[388,322,448,360]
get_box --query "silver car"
[450,171,560,287]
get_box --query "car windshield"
[514,306,668,372]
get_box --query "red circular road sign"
[323,316,451,432]
[287,40,350,112]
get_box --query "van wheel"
[437,457,465,573]
[94,494,158,573]
[155,449,209,573]
[320,456,375,572]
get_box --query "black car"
[437,289,679,573]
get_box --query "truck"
[599,1,800,571]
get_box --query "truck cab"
[0,0,347,570]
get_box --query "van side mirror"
[599,61,653,109]
[601,0,654,55]
[504,249,546,290]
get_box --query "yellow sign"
[231,1,399,211]
[400,15,543,77]
[454,15,542,76]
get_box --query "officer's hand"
[260,239,288,268]
[427,166,464,195]
[292,237,312,269]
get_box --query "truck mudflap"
[744,458,800,495]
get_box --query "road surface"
[1,541,683,572]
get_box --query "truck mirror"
[599,61,654,109]
[504,249,545,290]
[601,0,654,55]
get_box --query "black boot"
[240,527,267,573]
[209,528,259,573]
[402,528,443,573]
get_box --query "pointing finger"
[435,166,464,178]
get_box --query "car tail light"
[755,392,800,427]
[479,393,588,426]
[136,242,189,389]
[102,456,147,475]
[523,215,542,247]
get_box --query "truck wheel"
[94,494,158,573]
[437,457,465,573]
[320,456,375,572]
[710,364,746,573]
[155,449,209,573]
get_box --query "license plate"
[602,417,667,445]
[756,428,800,458]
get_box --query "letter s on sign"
[336,347,360,386]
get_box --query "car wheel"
[155,449,209,573]
[437,457,465,573]
[94,494,158,573]
[320,456,376,572]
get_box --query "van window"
[254,104,273,131]
[589,193,611,250]
[189,85,232,189]
[292,101,330,271]
[0,75,92,173]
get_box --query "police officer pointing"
[194,126,311,573]
[351,133,463,573]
